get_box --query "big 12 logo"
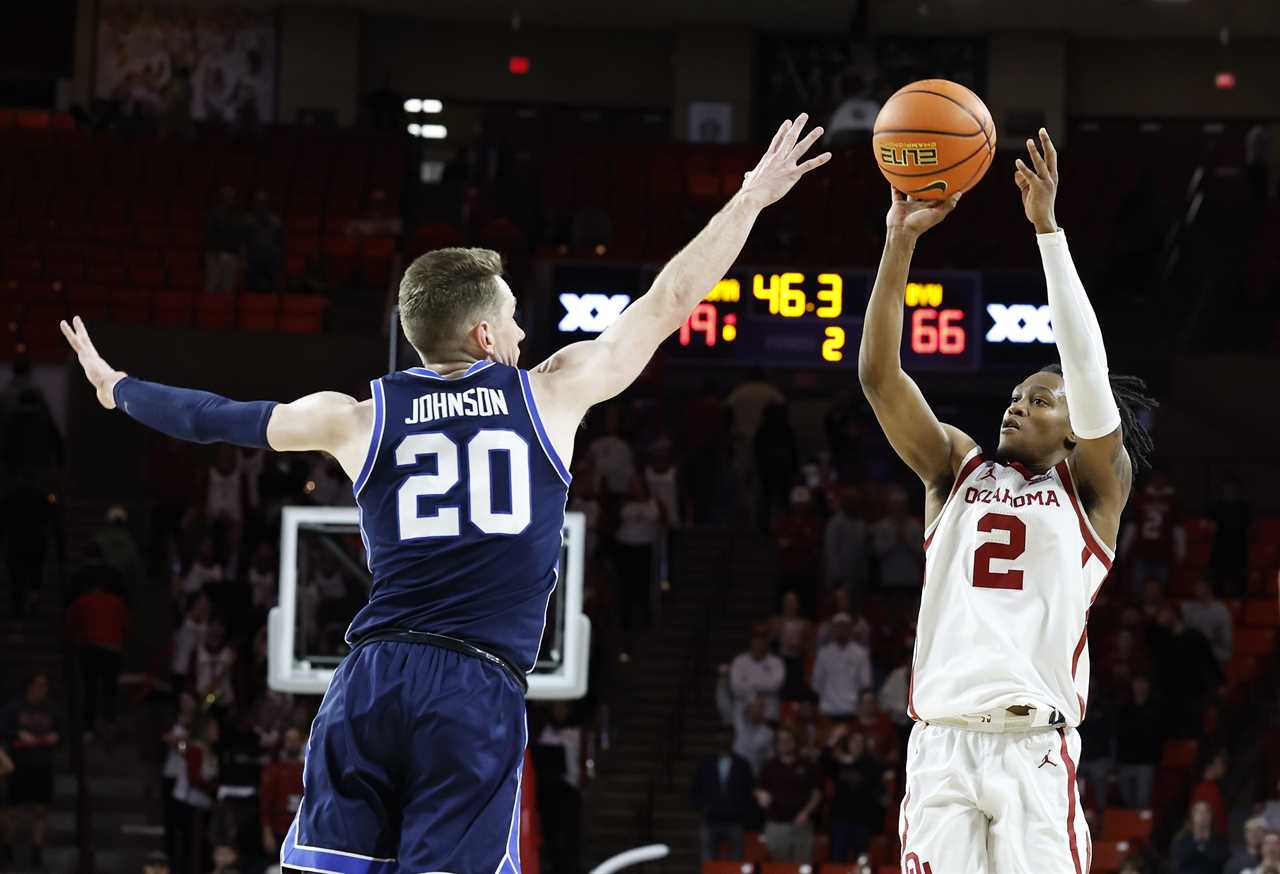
[904,852,934,874]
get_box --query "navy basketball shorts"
[281,639,527,874]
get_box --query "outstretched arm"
[61,317,372,480]
[1015,129,1131,542]
[858,188,975,500]
[530,115,831,445]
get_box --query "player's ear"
[471,319,496,355]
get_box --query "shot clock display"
[550,263,983,372]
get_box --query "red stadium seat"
[1248,541,1279,570]
[169,204,203,228]
[238,293,278,332]
[761,865,810,874]
[360,236,398,287]
[819,865,861,874]
[703,864,753,874]
[173,227,202,248]
[322,235,360,284]
[68,284,110,322]
[1237,628,1278,658]
[1243,599,1279,628]
[286,235,321,259]
[287,214,322,236]
[109,287,150,324]
[744,831,769,863]
[153,291,194,327]
[1161,739,1199,769]
[15,110,51,131]
[1254,517,1280,543]
[278,295,328,334]
[95,223,133,245]
[1225,654,1260,688]
[1184,517,1216,543]
[195,293,235,331]
[44,257,83,282]
[86,263,125,285]
[1091,839,1133,873]
[127,264,166,288]
[137,226,173,247]
[1103,808,1153,843]
[0,109,14,130]
[3,256,43,280]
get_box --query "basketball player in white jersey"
[857,129,1158,874]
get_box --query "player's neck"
[418,353,489,378]
[992,448,1066,474]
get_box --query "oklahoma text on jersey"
[909,448,1114,727]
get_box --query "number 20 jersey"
[344,361,570,673]
[908,447,1114,728]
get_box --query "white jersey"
[909,447,1114,728]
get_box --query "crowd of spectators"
[689,377,1277,873]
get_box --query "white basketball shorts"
[898,722,1091,874]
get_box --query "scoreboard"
[551,263,984,372]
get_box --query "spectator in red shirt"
[260,727,305,858]
[1120,467,1186,592]
[1189,751,1230,837]
[65,575,131,739]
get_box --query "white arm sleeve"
[1037,230,1122,440]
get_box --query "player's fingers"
[72,316,99,354]
[783,112,808,151]
[796,152,832,174]
[59,320,80,349]
[768,119,792,155]
[1040,127,1058,176]
[790,125,825,160]
[1025,139,1049,178]
[890,185,905,203]
[1014,159,1040,185]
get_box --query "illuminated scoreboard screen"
[551,264,983,371]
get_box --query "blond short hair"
[398,247,504,356]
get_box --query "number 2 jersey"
[908,447,1114,728]
[344,361,570,673]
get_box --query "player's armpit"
[1067,427,1131,546]
[266,391,373,480]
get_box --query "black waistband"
[351,629,528,694]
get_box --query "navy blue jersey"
[345,361,570,672]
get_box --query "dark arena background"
[1,1,1279,873]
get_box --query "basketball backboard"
[266,506,590,700]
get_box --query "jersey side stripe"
[924,447,986,549]
[352,379,386,498]
[517,369,571,487]
[1055,461,1115,569]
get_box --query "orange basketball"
[872,79,996,201]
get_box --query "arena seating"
[0,118,406,360]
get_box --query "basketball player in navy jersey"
[62,115,830,874]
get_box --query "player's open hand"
[1014,127,1059,235]
[739,113,832,210]
[60,316,126,410]
[886,185,961,240]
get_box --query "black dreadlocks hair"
[1040,363,1158,475]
